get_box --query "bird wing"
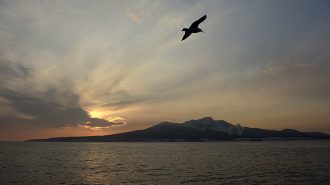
[190,15,207,28]
[181,32,191,41]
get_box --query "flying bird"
[181,15,207,41]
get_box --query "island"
[28,117,330,142]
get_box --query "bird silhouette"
[181,15,207,41]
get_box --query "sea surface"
[0,141,329,185]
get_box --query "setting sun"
[0,1,329,184]
[87,108,126,124]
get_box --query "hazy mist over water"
[0,141,329,185]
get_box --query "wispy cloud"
[1,0,330,140]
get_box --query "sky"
[0,0,330,141]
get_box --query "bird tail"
[182,28,188,31]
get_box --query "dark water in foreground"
[0,141,329,185]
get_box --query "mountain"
[28,117,329,142]
[182,117,232,132]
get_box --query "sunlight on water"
[0,141,329,185]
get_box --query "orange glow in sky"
[87,108,126,124]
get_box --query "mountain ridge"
[28,117,329,142]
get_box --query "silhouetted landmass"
[28,117,330,142]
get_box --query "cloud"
[0,59,122,129]
[0,59,30,89]
[259,61,330,99]
[0,89,123,128]
[1,0,330,140]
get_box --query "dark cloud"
[0,90,122,128]
[0,114,33,126]
[0,60,122,128]
[0,59,29,83]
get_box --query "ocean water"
[0,141,329,185]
